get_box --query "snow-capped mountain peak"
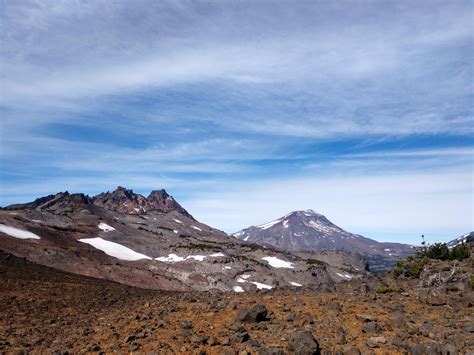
[233,210,414,271]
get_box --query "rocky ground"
[1,250,472,354]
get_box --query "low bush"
[417,242,470,261]
[375,286,403,294]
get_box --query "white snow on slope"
[233,286,244,292]
[98,222,115,232]
[306,220,339,234]
[283,220,289,228]
[289,281,303,287]
[243,235,250,241]
[251,281,272,290]
[173,230,179,234]
[257,218,282,230]
[191,226,202,231]
[262,256,294,269]
[237,278,247,283]
[155,253,186,262]
[210,252,226,257]
[78,237,152,261]
[155,253,225,263]
[0,224,41,240]
[173,219,183,224]
[224,266,232,270]
[336,272,352,279]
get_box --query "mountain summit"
[92,186,193,219]
[233,210,414,271]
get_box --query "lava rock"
[287,331,320,355]
[180,320,193,329]
[236,304,268,323]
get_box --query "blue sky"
[0,0,473,243]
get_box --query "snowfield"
[0,224,41,240]
[233,286,244,292]
[98,222,115,232]
[250,281,272,290]
[191,226,202,231]
[78,237,152,261]
[336,272,352,279]
[289,281,303,287]
[155,253,225,263]
[173,219,183,224]
[257,218,283,230]
[262,256,294,269]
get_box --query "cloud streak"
[1,1,472,242]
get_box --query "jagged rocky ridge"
[0,188,364,292]
[233,210,414,272]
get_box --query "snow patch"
[283,220,289,228]
[262,256,294,269]
[173,219,183,224]
[243,235,250,242]
[223,266,232,270]
[210,252,225,257]
[78,237,151,261]
[155,253,186,262]
[289,281,302,287]
[251,281,272,290]
[98,222,115,232]
[0,224,41,240]
[257,218,282,230]
[336,272,352,279]
[155,253,225,263]
[233,286,244,293]
[191,225,202,231]
[173,230,179,234]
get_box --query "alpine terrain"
[0,187,366,293]
[448,231,474,248]
[233,210,415,272]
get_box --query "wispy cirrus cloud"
[1,1,472,241]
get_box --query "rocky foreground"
[1,250,473,354]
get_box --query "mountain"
[233,210,414,271]
[0,189,363,292]
[447,231,474,248]
[91,186,193,219]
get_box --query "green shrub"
[375,286,403,294]
[450,243,470,261]
[391,266,404,279]
[417,242,470,261]
[417,243,450,260]
[404,258,428,278]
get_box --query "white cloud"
[183,169,473,241]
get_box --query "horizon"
[1,1,473,244]
[1,185,470,245]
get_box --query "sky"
[0,0,473,244]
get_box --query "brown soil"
[0,250,472,354]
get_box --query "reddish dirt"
[0,250,472,354]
